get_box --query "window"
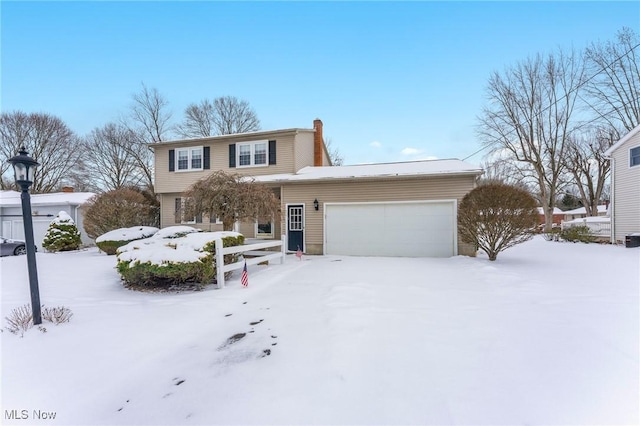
[256,217,274,237]
[176,147,203,171]
[174,197,202,224]
[237,141,269,168]
[630,146,640,167]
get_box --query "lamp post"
[7,147,42,325]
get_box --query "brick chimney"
[313,118,323,167]
[61,186,74,193]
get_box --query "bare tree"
[0,111,84,193]
[177,96,260,138]
[324,137,344,166]
[183,170,279,231]
[83,123,143,191]
[477,49,585,231]
[563,125,616,216]
[129,83,173,143]
[584,27,640,132]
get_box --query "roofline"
[256,170,484,185]
[148,128,314,148]
[604,123,640,156]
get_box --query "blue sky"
[2,1,638,165]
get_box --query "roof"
[0,190,96,207]
[562,205,608,215]
[604,124,640,156]
[252,159,483,183]
[537,207,564,215]
[148,127,314,148]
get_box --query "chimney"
[313,118,323,167]
[61,186,74,193]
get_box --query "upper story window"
[630,146,640,167]
[237,141,268,168]
[177,146,203,171]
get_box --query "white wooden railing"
[561,218,611,237]
[214,236,285,288]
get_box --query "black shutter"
[268,140,276,165]
[174,198,181,223]
[203,146,210,169]
[169,149,175,172]
[229,144,236,168]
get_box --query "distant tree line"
[477,27,639,231]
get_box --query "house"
[537,207,565,227]
[562,205,609,221]
[152,119,483,257]
[0,189,96,250]
[604,124,640,244]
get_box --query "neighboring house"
[604,124,640,244]
[152,119,483,257]
[0,189,95,250]
[562,205,609,221]
[537,207,565,227]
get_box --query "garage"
[324,200,457,257]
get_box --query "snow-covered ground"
[1,237,638,425]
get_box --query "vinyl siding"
[611,131,640,243]
[281,175,478,254]
[154,130,302,194]
[293,132,316,171]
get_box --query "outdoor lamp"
[9,147,39,189]
[7,147,42,325]
[314,198,319,211]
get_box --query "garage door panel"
[325,201,455,257]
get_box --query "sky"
[1,1,639,165]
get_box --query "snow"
[0,190,95,207]
[562,205,609,215]
[2,237,638,425]
[563,216,611,224]
[117,230,242,266]
[95,226,159,243]
[252,159,482,183]
[51,211,74,225]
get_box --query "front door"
[287,204,304,252]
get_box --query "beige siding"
[154,131,302,194]
[281,175,477,255]
[159,193,225,231]
[293,132,315,171]
[611,131,640,243]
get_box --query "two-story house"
[152,119,483,257]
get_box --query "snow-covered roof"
[253,159,482,183]
[604,123,640,156]
[0,190,96,207]
[537,207,564,215]
[562,205,608,215]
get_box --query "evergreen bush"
[42,211,82,252]
[560,225,597,243]
[95,226,159,255]
[116,231,244,290]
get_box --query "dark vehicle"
[0,237,36,256]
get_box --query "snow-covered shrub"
[560,225,597,243]
[42,211,82,252]
[95,226,159,255]
[83,188,160,240]
[116,230,244,290]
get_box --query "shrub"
[116,231,244,290]
[5,304,73,337]
[458,183,539,261]
[83,188,160,240]
[42,211,82,252]
[95,226,159,255]
[560,225,597,243]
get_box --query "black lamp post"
[7,147,42,325]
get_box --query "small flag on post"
[296,246,302,260]
[241,261,249,287]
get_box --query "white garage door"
[324,201,456,257]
